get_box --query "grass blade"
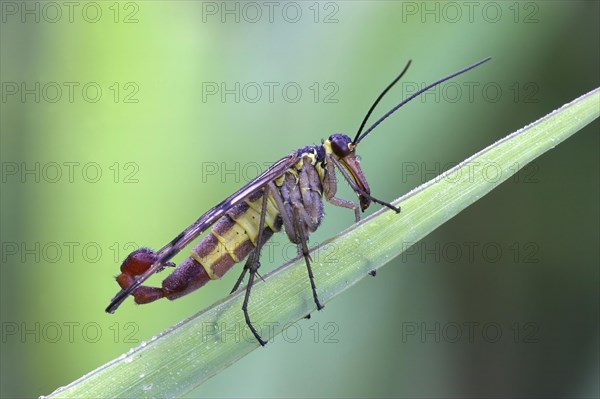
[46,88,599,398]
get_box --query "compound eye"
[329,134,353,157]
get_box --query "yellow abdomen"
[191,189,282,279]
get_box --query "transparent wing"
[106,151,299,312]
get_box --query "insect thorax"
[183,145,327,287]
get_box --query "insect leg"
[229,185,275,294]
[268,181,324,311]
[292,205,324,310]
[329,154,401,213]
[230,264,249,294]
[231,252,269,294]
[323,159,361,222]
[240,186,271,346]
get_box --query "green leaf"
[46,88,599,399]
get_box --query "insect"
[106,57,491,345]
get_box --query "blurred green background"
[1,1,598,398]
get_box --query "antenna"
[352,60,412,145]
[354,57,492,145]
